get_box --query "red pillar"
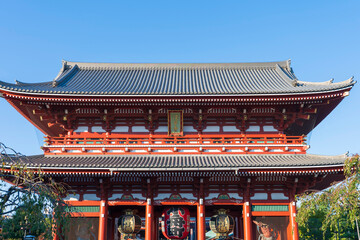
[243,201,252,240]
[197,178,206,240]
[145,198,153,240]
[289,201,299,240]
[98,179,108,240]
[98,199,108,240]
[197,198,206,240]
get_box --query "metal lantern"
[209,209,234,239]
[118,209,142,239]
[161,207,190,239]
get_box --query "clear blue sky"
[0,0,359,156]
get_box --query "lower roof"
[7,153,347,171]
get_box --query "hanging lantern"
[209,209,234,239]
[161,207,190,239]
[118,209,142,240]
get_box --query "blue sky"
[0,0,359,156]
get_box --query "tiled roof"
[0,60,355,96]
[7,154,347,170]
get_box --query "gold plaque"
[168,110,183,136]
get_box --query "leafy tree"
[297,154,360,240]
[2,196,50,239]
[0,142,71,239]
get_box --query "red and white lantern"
[161,207,190,239]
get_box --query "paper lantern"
[209,209,234,239]
[161,207,190,239]
[118,209,142,239]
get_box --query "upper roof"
[0,60,355,96]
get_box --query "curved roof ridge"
[63,59,290,69]
[53,60,68,81]
[275,64,297,86]
[298,76,355,86]
[0,79,52,88]
[15,79,27,85]
[306,152,348,159]
[52,64,79,87]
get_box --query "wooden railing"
[43,133,307,155]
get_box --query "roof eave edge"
[12,163,345,172]
[0,85,354,98]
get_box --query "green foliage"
[0,143,71,239]
[297,154,360,240]
[2,196,50,239]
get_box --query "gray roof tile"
[4,153,347,170]
[0,60,355,96]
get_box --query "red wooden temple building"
[0,60,355,240]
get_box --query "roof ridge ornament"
[287,59,291,70]
[346,76,355,84]
[275,64,297,87]
[52,64,79,87]
[52,60,68,84]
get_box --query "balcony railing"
[43,133,307,155]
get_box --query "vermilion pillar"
[145,198,153,240]
[197,178,206,240]
[197,198,206,240]
[98,179,108,240]
[243,201,252,240]
[145,178,154,240]
[98,199,108,240]
[289,201,299,240]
